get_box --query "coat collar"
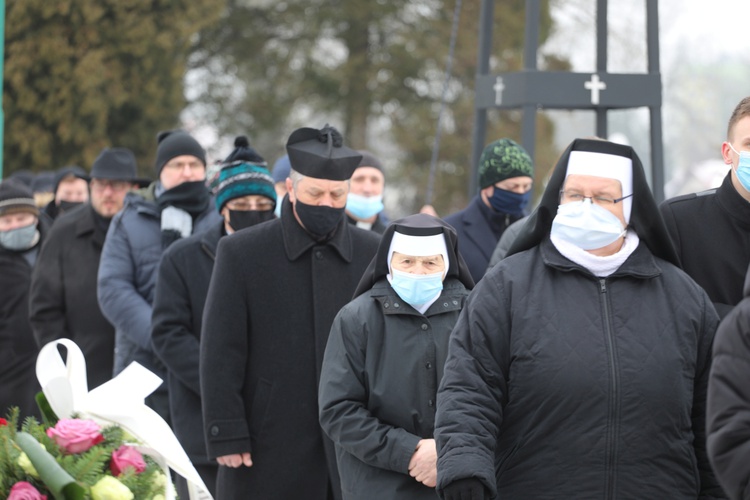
[200,221,225,261]
[715,172,750,229]
[280,196,354,262]
[72,205,107,248]
[539,236,661,280]
[369,277,466,317]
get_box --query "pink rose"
[8,481,47,500]
[110,445,146,476]
[46,419,104,454]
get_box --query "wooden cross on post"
[471,0,665,201]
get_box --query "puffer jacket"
[320,278,469,500]
[435,237,723,499]
[97,183,221,376]
[707,264,750,500]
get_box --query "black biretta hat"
[285,124,361,181]
[353,213,475,297]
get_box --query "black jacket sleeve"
[707,298,750,500]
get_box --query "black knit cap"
[0,179,40,217]
[357,150,385,174]
[155,129,206,176]
[285,124,362,181]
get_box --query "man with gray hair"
[200,125,380,499]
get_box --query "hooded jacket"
[707,263,750,500]
[320,214,473,500]
[435,139,722,499]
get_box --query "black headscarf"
[506,138,679,266]
[353,213,475,298]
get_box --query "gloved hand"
[441,477,487,500]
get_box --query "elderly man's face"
[560,174,626,228]
[286,176,349,208]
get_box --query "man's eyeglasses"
[559,190,632,207]
[225,200,275,211]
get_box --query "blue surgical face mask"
[346,193,384,220]
[728,143,750,192]
[388,268,444,308]
[0,222,38,251]
[488,187,531,216]
[550,199,625,250]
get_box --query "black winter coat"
[660,173,750,318]
[443,196,522,284]
[29,204,115,389]
[200,198,380,500]
[152,221,223,466]
[319,278,469,500]
[707,264,750,500]
[435,238,723,499]
[0,218,48,420]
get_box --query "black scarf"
[156,181,210,217]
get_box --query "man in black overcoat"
[29,148,143,388]
[200,125,381,500]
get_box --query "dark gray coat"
[660,173,750,318]
[152,221,223,465]
[0,217,48,420]
[443,196,521,284]
[200,198,380,500]
[29,204,115,389]
[319,278,469,500]
[435,238,722,499]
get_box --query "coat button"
[443,302,449,307]
[428,399,434,407]
[394,302,400,308]
[426,362,432,369]
[384,302,389,309]
[210,426,219,436]
[452,300,458,305]
[421,324,428,330]
[315,251,323,260]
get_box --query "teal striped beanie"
[215,136,277,211]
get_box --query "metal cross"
[584,74,607,105]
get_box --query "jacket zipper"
[599,278,619,499]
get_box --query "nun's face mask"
[389,252,446,307]
[550,176,629,251]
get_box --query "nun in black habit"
[319,213,473,500]
[434,138,723,500]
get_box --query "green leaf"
[35,392,59,427]
[15,432,87,500]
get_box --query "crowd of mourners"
[3,96,750,500]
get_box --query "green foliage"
[0,409,166,499]
[3,0,223,178]
[190,0,566,215]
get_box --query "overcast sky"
[541,0,750,195]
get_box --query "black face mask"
[228,209,275,232]
[294,200,345,240]
[58,200,83,213]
